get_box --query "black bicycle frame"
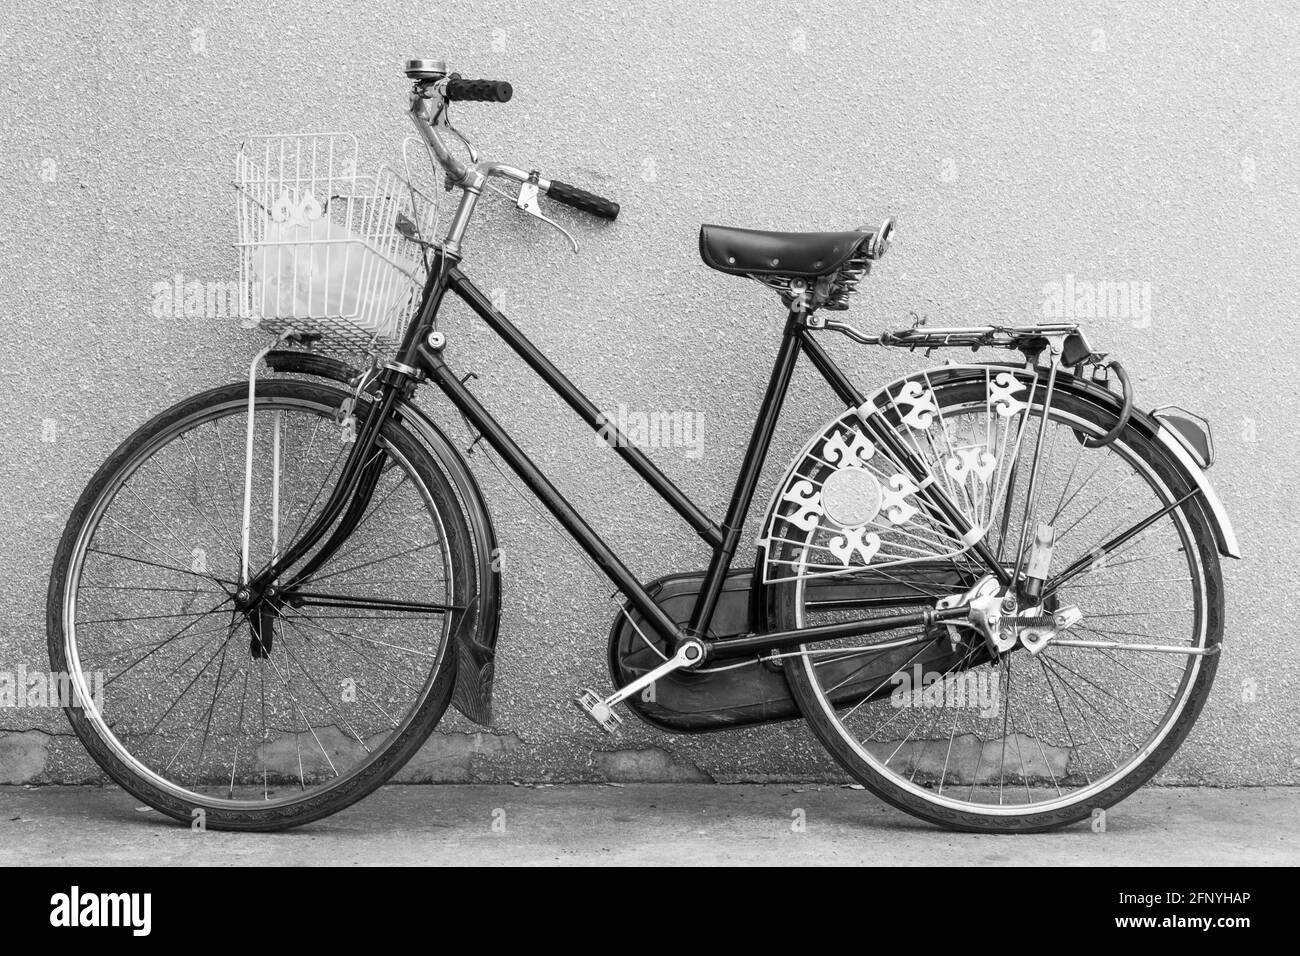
[260,248,999,663]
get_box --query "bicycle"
[47,59,1239,832]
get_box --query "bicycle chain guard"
[607,566,984,733]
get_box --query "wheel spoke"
[57,389,462,815]
[778,379,1215,822]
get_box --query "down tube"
[416,346,687,645]
[447,268,723,550]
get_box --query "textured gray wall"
[1,0,1296,785]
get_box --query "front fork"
[239,252,454,629]
[262,375,406,572]
[236,360,419,655]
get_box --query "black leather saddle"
[698,224,870,278]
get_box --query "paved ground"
[3,784,1295,865]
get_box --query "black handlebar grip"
[547,180,620,220]
[445,77,513,102]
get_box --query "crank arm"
[517,174,578,253]
[574,638,706,732]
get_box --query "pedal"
[574,688,623,733]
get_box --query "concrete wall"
[1,0,1296,785]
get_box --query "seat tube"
[686,311,804,641]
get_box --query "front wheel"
[48,379,475,830]
[766,367,1224,832]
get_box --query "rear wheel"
[767,369,1223,832]
[48,380,473,830]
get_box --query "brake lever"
[441,114,481,164]
[516,172,578,253]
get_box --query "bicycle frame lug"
[935,593,966,650]
[973,595,1017,656]
[934,578,1014,656]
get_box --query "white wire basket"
[235,133,439,354]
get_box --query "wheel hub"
[938,575,1083,657]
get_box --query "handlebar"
[406,63,620,253]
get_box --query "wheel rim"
[787,392,1211,817]
[59,393,457,811]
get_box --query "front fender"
[263,350,504,725]
[397,400,505,725]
